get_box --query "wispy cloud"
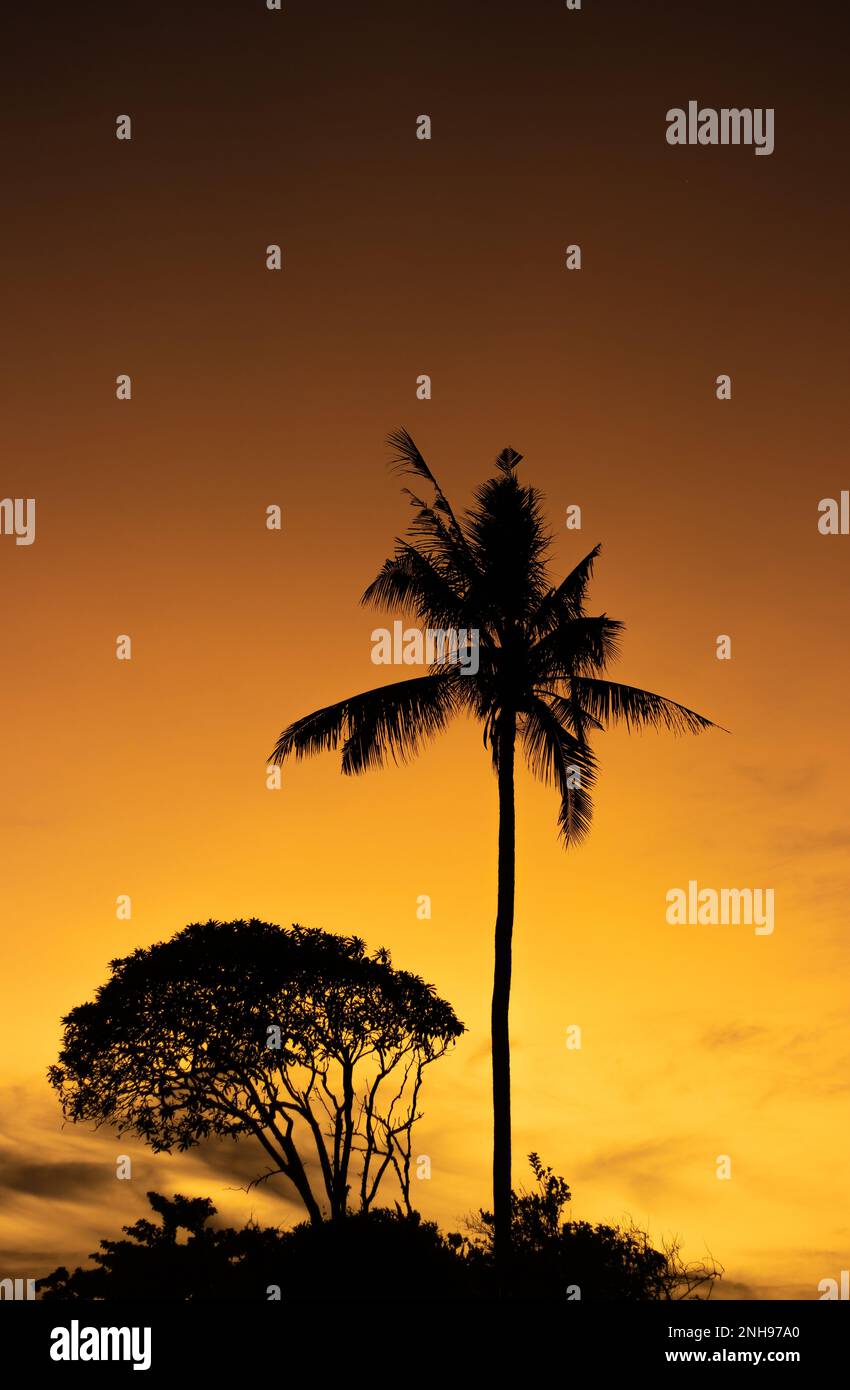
[0,1084,306,1281]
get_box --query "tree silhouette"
[48,919,463,1222]
[270,432,719,1271]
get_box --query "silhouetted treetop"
[49,919,464,1222]
[273,429,719,841]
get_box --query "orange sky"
[2,0,849,1298]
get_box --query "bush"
[38,1158,720,1302]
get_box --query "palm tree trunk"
[492,710,516,1283]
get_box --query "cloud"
[701,1024,767,1049]
[773,828,850,857]
[186,1131,321,1221]
[464,1034,525,1067]
[0,1156,106,1201]
[0,1084,311,1281]
[572,1136,694,1205]
[712,1276,816,1300]
[733,762,824,798]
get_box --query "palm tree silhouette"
[270,431,719,1278]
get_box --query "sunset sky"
[2,0,849,1299]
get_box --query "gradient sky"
[2,0,849,1299]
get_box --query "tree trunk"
[277,1128,324,1226]
[491,711,516,1285]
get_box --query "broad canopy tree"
[49,919,464,1224]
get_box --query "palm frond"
[395,491,478,589]
[387,427,439,490]
[340,671,460,774]
[269,673,459,776]
[536,688,605,741]
[495,447,524,474]
[529,544,602,637]
[570,677,721,734]
[531,615,624,678]
[520,697,597,845]
[387,429,471,561]
[361,543,472,630]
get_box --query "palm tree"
[270,431,719,1277]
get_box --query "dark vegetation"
[44,435,723,1299]
[39,1155,721,1302]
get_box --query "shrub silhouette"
[38,1159,720,1302]
[459,1154,722,1300]
[38,1192,287,1301]
[37,1192,471,1302]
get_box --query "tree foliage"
[270,431,719,845]
[458,1154,722,1300]
[48,919,464,1223]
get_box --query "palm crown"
[270,429,715,842]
